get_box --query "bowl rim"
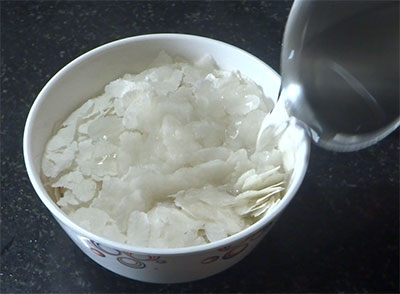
[23,33,310,256]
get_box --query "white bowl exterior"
[24,34,309,283]
[58,217,277,283]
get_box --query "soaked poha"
[42,52,292,248]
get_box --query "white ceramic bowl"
[23,34,310,283]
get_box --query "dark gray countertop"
[1,1,398,293]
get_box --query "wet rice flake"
[41,52,293,248]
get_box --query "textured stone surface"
[1,1,398,293]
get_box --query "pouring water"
[258,0,399,152]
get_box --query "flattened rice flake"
[42,52,292,248]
